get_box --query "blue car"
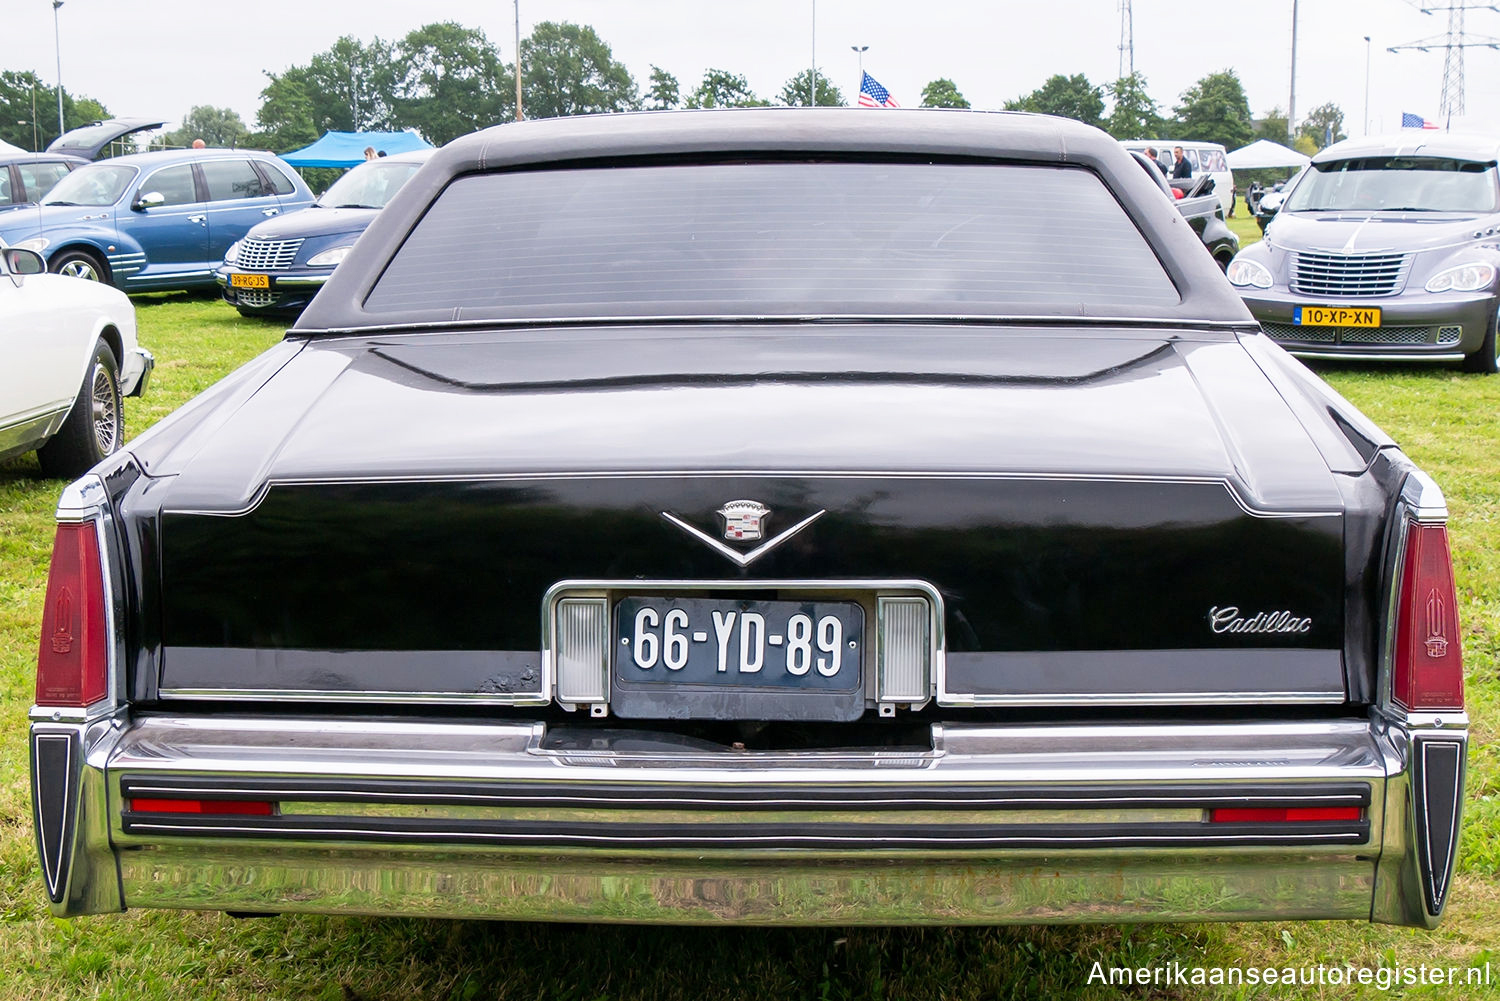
[217,150,432,316]
[0,148,314,291]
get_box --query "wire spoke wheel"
[90,361,120,455]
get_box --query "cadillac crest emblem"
[718,500,770,541]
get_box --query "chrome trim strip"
[1287,350,1466,363]
[275,275,331,288]
[165,471,1340,521]
[296,314,1259,338]
[120,819,1370,849]
[1401,470,1450,523]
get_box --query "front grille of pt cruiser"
[236,238,304,271]
[1289,251,1412,297]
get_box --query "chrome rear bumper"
[30,713,1462,926]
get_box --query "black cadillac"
[30,109,1466,929]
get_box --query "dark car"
[217,150,432,317]
[0,148,314,290]
[30,110,1464,930]
[1229,133,1500,373]
[1125,148,1239,268]
[1,152,85,212]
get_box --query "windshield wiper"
[330,203,382,209]
[42,200,79,206]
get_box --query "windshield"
[317,160,424,209]
[365,161,1181,319]
[41,164,137,207]
[1282,156,1499,213]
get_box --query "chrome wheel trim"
[58,257,101,281]
[89,361,119,455]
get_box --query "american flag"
[1401,112,1440,130]
[858,72,900,108]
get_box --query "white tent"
[1226,139,1311,170]
[0,138,27,156]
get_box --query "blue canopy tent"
[280,130,432,168]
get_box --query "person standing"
[1144,147,1168,178]
[1171,146,1192,179]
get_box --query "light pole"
[809,1,817,107]
[1363,35,1372,136]
[851,45,868,81]
[52,1,64,139]
[1288,0,1299,136]
[514,0,523,121]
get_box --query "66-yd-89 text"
[630,607,847,677]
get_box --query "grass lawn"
[0,268,1496,999]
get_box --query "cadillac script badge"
[718,500,770,541]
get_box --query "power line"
[1389,2,1500,124]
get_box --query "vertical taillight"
[1392,522,1464,712]
[35,522,109,707]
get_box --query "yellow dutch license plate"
[230,273,270,289]
[1294,305,1381,327]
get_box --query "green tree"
[163,106,247,149]
[687,69,768,108]
[685,69,767,109]
[520,21,638,119]
[1171,69,1254,150]
[646,65,679,110]
[250,66,320,151]
[1298,102,1346,149]
[1104,72,1163,139]
[778,69,845,107]
[394,22,512,143]
[1004,73,1105,128]
[253,35,399,150]
[920,78,970,109]
[0,70,110,150]
[1256,107,1290,144]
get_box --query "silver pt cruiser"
[1229,132,1500,373]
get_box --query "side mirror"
[133,191,165,211]
[2,248,46,275]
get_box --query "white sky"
[3,0,1500,144]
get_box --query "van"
[1121,141,1235,217]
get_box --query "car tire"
[49,248,110,284]
[1461,304,1500,374]
[37,339,123,478]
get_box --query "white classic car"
[0,247,152,476]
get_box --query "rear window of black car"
[363,161,1179,318]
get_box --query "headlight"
[1425,262,1496,293]
[14,236,49,254]
[1226,257,1274,289]
[223,240,241,265]
[307,246,351,268]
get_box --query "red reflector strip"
[1210,807,1362,823]
[129,798,275,815]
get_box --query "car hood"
[0,202,115,238]
[1270,210,1495,255]
[137,324,1346,517]
[242,205,379,244]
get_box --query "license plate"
[1294,305,1381,327]
[614,596,863,692]
[230,273,270,289]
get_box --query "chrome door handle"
[262,208,279,216]
[188,215,206,223]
